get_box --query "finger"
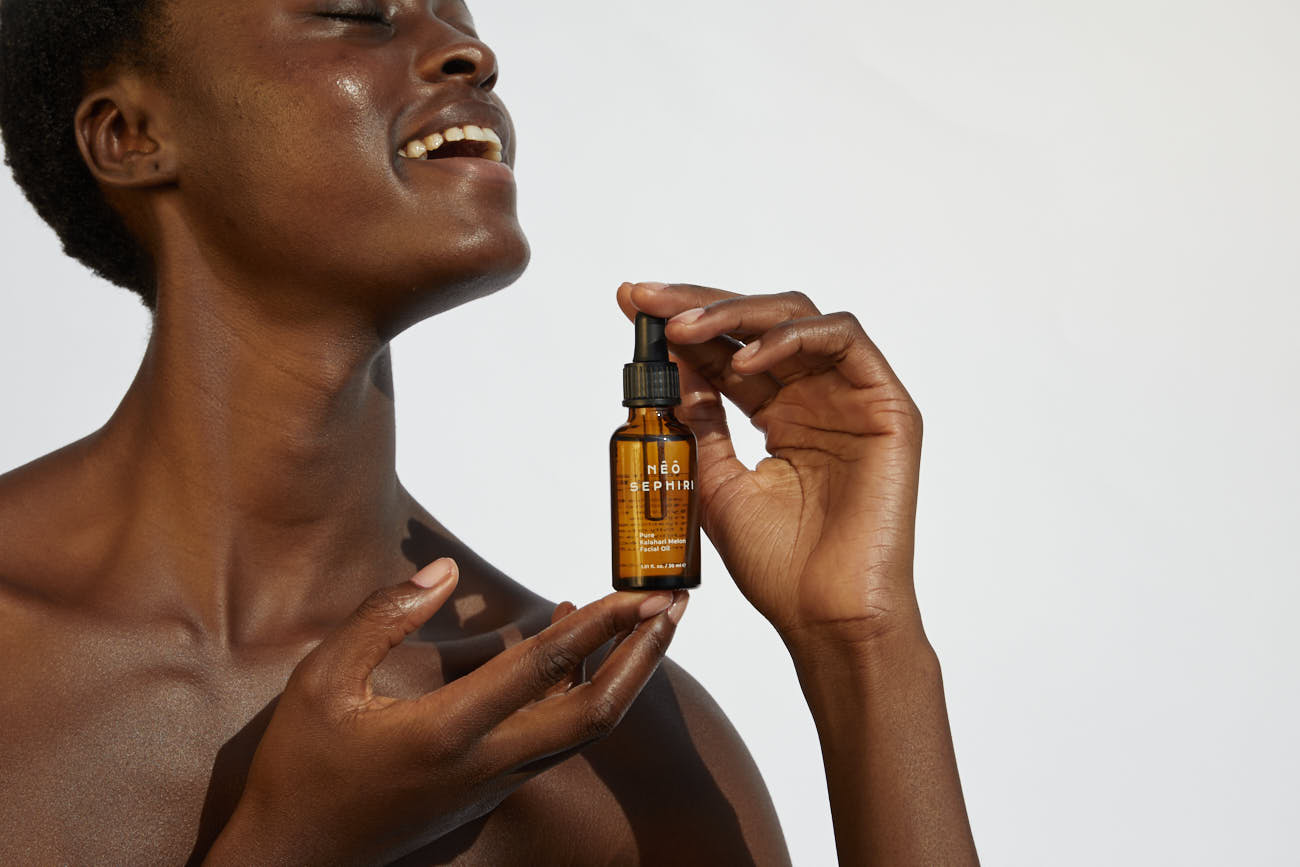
[667,290,829,398]
[672,355,750,516]
[421,590,675,736]
[664,290,823,346]
[616,281,741,320]
[617,282,751,503]
[436,599,667,784]
[487,591,690,770]
[548,600,577,626]
[607,626,634,654]
[504,743,590,780]
[616,282,781,416]
[296,558,459,704]
[591,619,637,673]
[543,601,582,698]
[731,311,912,394]
[586,591,687,690]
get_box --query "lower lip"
[409,155,515,184]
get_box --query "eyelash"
[321,10,390,26]
[318,9,477,37]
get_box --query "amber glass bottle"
[611,314,701,590]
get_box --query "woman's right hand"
[203,558,689,866]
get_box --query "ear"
[74,82,178,188]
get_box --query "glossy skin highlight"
[0,0,977,864]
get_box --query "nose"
[414,25,499,91]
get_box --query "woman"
[0,0,977,863]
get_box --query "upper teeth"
[399,125,504,162]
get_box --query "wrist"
[781,604,928,659]
[202,802,267,866]
[780,612,937,691]
[782,620,945,771]
[203,797,306,867]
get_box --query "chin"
[377,225,531,338]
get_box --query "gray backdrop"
[2,1,1297,863]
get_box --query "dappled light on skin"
[497,621,524,649]
[454,591,488,627]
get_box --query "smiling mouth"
[399,124,504,163]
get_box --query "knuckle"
[894,399,924,437]
[901,395,923,423]
[865,393,924,439]
[417,721,471,770]
[780,289,814,311]
[827,310,860,332]
[579,689,625,740]
[532,639,583,688]
[354,586,407,626]
[767,319,801,344]
[597,601,623,637]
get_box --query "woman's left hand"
[617,282,927,651]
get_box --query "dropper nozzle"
[622,312,680,407]
[632,312,669,363]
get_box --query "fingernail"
[412,557,456,588]
[732,339,761,361]
[635,281,669,292]
[637,592,674,619]
[667,592,690,624]
[669,307,705,326]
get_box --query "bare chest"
[0,626,632,865]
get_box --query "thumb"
[302,558,460,703]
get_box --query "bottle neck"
[625,405,679,423]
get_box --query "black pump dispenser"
[623,313,680,407]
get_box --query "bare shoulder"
[582,654,792,866]
[444,652,792,867]
[0,434,112,598]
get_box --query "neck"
[95,278,414,644]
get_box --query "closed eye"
[319,10,390,26]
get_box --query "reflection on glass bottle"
[643,431,667,521]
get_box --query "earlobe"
[74,86,177,188]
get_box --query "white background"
[3,1,1299,863]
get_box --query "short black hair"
[0,0,172,308]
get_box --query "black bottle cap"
[623,313,680,407]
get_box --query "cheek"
[258,68,392,195]
[181,68,401,250]
[308,69,386,166]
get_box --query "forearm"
[784,621,978,866]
